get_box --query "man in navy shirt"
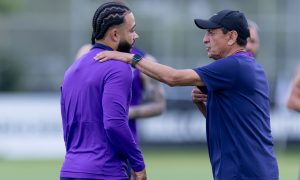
[60,2,146,180]
[95,10,279,180]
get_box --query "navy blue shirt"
[194,52,278,180]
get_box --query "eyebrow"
[130,24,136,31]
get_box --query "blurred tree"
[0,0,21,14]
[0,52,22,91]
[0,0,23,91]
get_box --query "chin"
[208,54,219,60]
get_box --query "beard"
[117,40,132,53]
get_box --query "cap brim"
[194,19,221,29]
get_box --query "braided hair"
[91,2,131,44]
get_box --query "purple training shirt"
[128,47,145,143]
[60,43,145,179]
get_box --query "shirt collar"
[232,51,253,58]
[91,43,113,51]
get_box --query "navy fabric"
[91,43,113,51]
[194,10,250,40]
[194,52,278,180]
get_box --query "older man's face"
[203,28,230,60]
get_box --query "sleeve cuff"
[131,163,145,172]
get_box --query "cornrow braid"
[91,2,131,44]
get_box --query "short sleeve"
[194,57,239,91]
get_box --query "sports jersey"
[194,52,278,180]
[60,43,145,179]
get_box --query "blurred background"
[0,0,300,179]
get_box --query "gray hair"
[247,19,259,32]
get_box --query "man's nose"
[203,33,209,44]
[134,32,139,39]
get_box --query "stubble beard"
[117,40,132,53]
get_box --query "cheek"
[210,39,219,49]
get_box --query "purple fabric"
[60,45,145,179]
[128,48,145,143]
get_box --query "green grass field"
[0,147,299,180]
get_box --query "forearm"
[106,52,171,81]
[96,51,204,86]
[135,59,180,86]
[129,101,166,119]
[195,102,207,118]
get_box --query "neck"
[226,46,246,57]
[95,39,117,50]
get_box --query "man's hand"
[94,50,133,63]
[192,87,207,104]
[131,168,147,180]
[192,87,207,118]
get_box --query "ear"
[109,28,120,43]
[227,31,238,46]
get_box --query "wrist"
[131,54,143,68]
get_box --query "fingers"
[94,53,107,62]
[135,169,147,180]
[192,87,207,103]
[192,87,202,93]
[130,173,136,180]
[193,95,207,101]
[130,169,136,180]
[93,52,102,61]
[93,51,111,62]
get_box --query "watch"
[131,54,143,68]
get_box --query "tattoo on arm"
[129,55,166,119]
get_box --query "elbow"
[104,123,115,132]
[104,117,127,132]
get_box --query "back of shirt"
[60,46,145,179]
[194,52,278,180]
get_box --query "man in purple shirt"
[60,2,146,180]
[95,10,279,180]
[75,45,165,145]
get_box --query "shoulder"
[206,56,239,69]
[221,55,240,63]
[105,60,132,77]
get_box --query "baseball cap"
[194,10,250,40]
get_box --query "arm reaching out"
[94,51,205,87]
